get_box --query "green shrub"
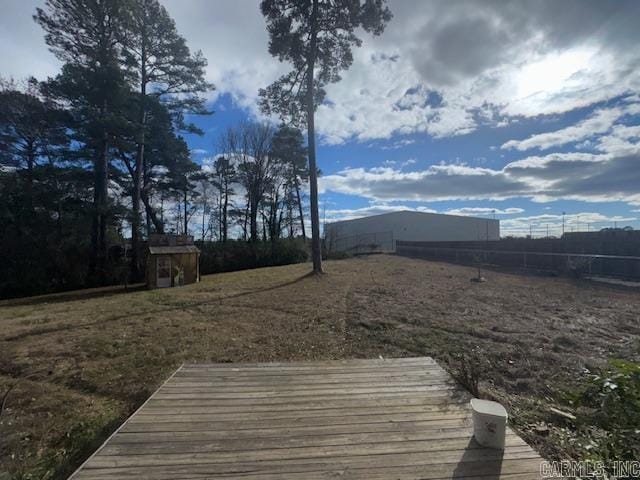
[197,239,308,275]
[324,250,352,260]
[574,359,640,463]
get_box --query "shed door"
[156,256,171,288]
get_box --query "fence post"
[523,252,527,268]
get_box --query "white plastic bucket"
[470,398,507,449]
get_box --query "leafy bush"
[574,359,640,463]
[324,250,352,260]
[197,239,308,275]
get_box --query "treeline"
[0,0,308,299]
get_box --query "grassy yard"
[1,255,639,479]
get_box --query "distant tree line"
[0,0,309,299]
[0,0,393,299]
[212,122,309,243]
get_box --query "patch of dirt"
[0,254,639,478]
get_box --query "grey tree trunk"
[141,189,164,233]
[183,189,188,235]
[222,182,229,243]
[250,197,259,242]
[294,181,306,239]
[131,36,147,282]
[306,0,323,273]
[97,126,109,284]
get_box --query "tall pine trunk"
[131,103,145,280]
[183,189,188,235]
[218,183,223,241]
[306,0,323,273]
[250,197,259,242]
[294,180,306,239]
[131,37,147,282]
[222,181,229,243]
[25,142,35,212]
[90,98,110,285]
[90,158,100,279]
[201,198,206,241]
[243,200,249,241]
[141,189,163,232]
[96,126,110,284]
[288,186,294,238]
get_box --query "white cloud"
[501,212,637,237]
[320,145,640,206]
[380,138,416,150]
[595,123,640,154]
[0,1,62,80]
[320,164,529,202]
[445,207,524,216]
[190,148,209,156]
[502,101,640,151]
[4,1,639,144]
[310,0,640,143]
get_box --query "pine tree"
[35,0,130,284]
[121,0,213,280]
[270,125,308,239]
[0,78,70,211]
[259,0,392,273]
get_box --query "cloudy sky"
[2,0,639,236]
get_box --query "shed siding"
[146,252,199,288]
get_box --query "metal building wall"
[325,211,500,252]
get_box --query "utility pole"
[529,224,532,238]
[546,224,549,237]
[562,211,566,236]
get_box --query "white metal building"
[325,210,500,253]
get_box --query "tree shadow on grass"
[1,283,147,307]
[3,273,314,342]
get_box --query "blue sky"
[187,91,640,237]
[2,0,640,237]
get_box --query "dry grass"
[1,254,639,479]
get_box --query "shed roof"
[148,245,200,255]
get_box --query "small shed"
[146,234,200,288]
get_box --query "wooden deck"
[71,357,543,479]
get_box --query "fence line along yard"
[396,241,640,281]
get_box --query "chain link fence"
[396,242,640,281]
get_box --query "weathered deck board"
[70,357,543,479]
